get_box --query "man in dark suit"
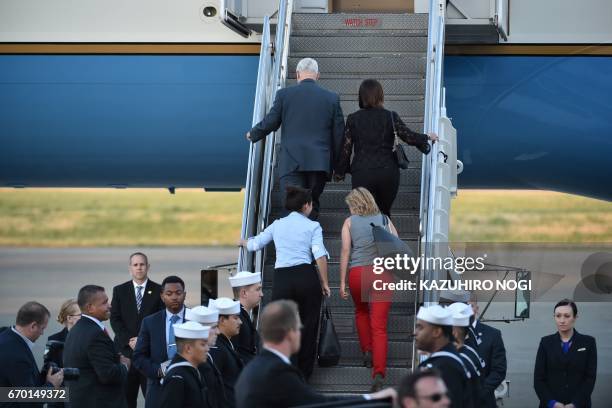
[247,57,345,220]
[133,276,187,408]
[0,302,63,408]
[235,300,396,408]
[469,297,507,407]
[111,252,164,408]
[63,285,130,408]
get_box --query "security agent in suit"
[246,57,345,220]
[416,305,474,408]
[235,300,397,408]
[0,302,63,408]
[110,252,164,408]
[534,299,597,408]
[133,276,187,408]
[185,305,227,408]
[229,271,263,364]
[468,296,507,407]
[208,298,244,408]
[63,285,130,408]
[158,321,213,408]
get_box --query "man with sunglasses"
[399,369,451,408]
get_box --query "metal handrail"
[238,16,273,273]
[254,0,294,273]
[420,0,447,306]
[237,0,294,275]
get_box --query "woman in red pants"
[339,187,398,392]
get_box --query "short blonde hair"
[345,188,380,216]
[57,299,79,325]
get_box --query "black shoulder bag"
[391,111,411,169]
[317,298,341,367]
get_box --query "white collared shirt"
[247,211,329,268]
[133,279,149,306]
[82,314,106,331]
[264,345,291,365]
[11,326,35,352]
[165,307,185,345]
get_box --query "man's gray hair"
[296,57,319,74]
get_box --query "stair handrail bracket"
[420,0,459,307]
[237,0,294,276]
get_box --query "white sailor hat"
[416,305,454,326]
[450,311,471,327]
[447,302,474,316]
[439,289,471,303]
[229,271,261,288]
[173,321,210,340]
[209,297,241,315]
[185,305,219,325]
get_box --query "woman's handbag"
[391,111,411,169]
[317,298,341,367]
[371,215,415,278]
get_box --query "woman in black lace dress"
[334,79,437,216]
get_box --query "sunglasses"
[418,392,448,402]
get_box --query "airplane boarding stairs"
[238,2,457,397]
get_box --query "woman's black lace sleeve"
[393,111,429,150]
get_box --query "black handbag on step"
[317,298,341,367]
[391,111,411,169]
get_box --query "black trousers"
[279,171,327,220]
[125,363,147,408]
[352,166,400,216]
[272,263,322,380]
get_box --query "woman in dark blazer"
[334,79,437,216]
[534,299,597,408]
[46,299,81,408]
[46,299,81,363]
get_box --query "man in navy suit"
[469,296,507,408]
[110,252,164,408]
[247,57,345,220]
[0,301,64,408]
[133,276,187,408]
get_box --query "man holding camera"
[0,301,64,408]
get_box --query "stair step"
[263,235,420,264]
[266,212,419,237]
[271,166,424,191]
[291,13,429,32]
[288,54,426,75]
[290,36,427,54]
[262,265,420,294]
[338,339,413,360]
[286,77,425,96]
[271,189,420,213]
[340,99,424,119]
[310,366,411,393]
[321,238,419,261]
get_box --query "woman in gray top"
[339,187,399,392]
